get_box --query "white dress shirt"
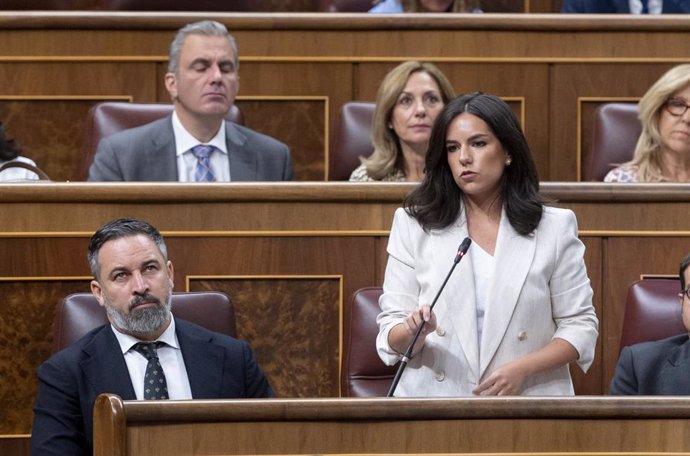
[172,111,230,182]
[0,156,40,181]
[469,242,495,353]
[111,315,193,400]
[630,0,662,14]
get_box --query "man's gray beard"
[104,290,172,336]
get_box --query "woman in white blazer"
[377,93,599,396]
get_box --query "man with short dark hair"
[31,218,273,456]
[88,20,293,181]
[609,253,690,395]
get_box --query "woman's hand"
[388,305,437,356]
[472,360,528,396]
[403,304,437,336]
[472,338,579,396]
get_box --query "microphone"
[387,237,471,397]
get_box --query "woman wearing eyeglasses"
[605,64,690,183]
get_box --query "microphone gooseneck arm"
[387,237,471,398]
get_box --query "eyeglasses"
[664,98,690,117]
[679,287,690,300]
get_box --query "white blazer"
[377,205,599,396]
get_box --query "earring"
[505,158,512,166]
[388,123,393,129]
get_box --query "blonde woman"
[349,61,455,182]
[605,64,690,182]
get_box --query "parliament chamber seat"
[77,102,243,181]
[341,286,397,397]
[585,102,641,181]
[329,101,375,180]
[52,291,236,352]
[618,278,685,354]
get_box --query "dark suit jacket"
[609,333,690,395]
[30,318,273,456]
[87,116,293,181]
[562,0,690,13]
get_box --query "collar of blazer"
[225,122,258,181]
[175,319,227,399]
[80,326,137,400]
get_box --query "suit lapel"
[479,209,536,377]
[433,212,480,381]
[143,116,178,180]
[80,326,137,400]
[176,320,227,399]
[663,0,690,13]
[612,0,631,12]
[659,337,690,394]
[225,122,255,181]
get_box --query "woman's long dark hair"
[404,92,543,235]
[0,123,20,162]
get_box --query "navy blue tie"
[133,342,169,400]
[640,0,649,13]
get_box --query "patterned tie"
[132,342,169,400]
[191,144,216,182]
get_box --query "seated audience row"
[3,23,690,183]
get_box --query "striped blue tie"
[191,145,216,182]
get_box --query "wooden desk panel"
[93,395,690,456]
[2,14,690,181]
[2,182,689,440]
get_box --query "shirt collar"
[111,313,180,354]
[172,111,227,157]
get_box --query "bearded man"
[30,218,272,456]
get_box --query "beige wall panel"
[602,236,690,392]
[550,63,679,181]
